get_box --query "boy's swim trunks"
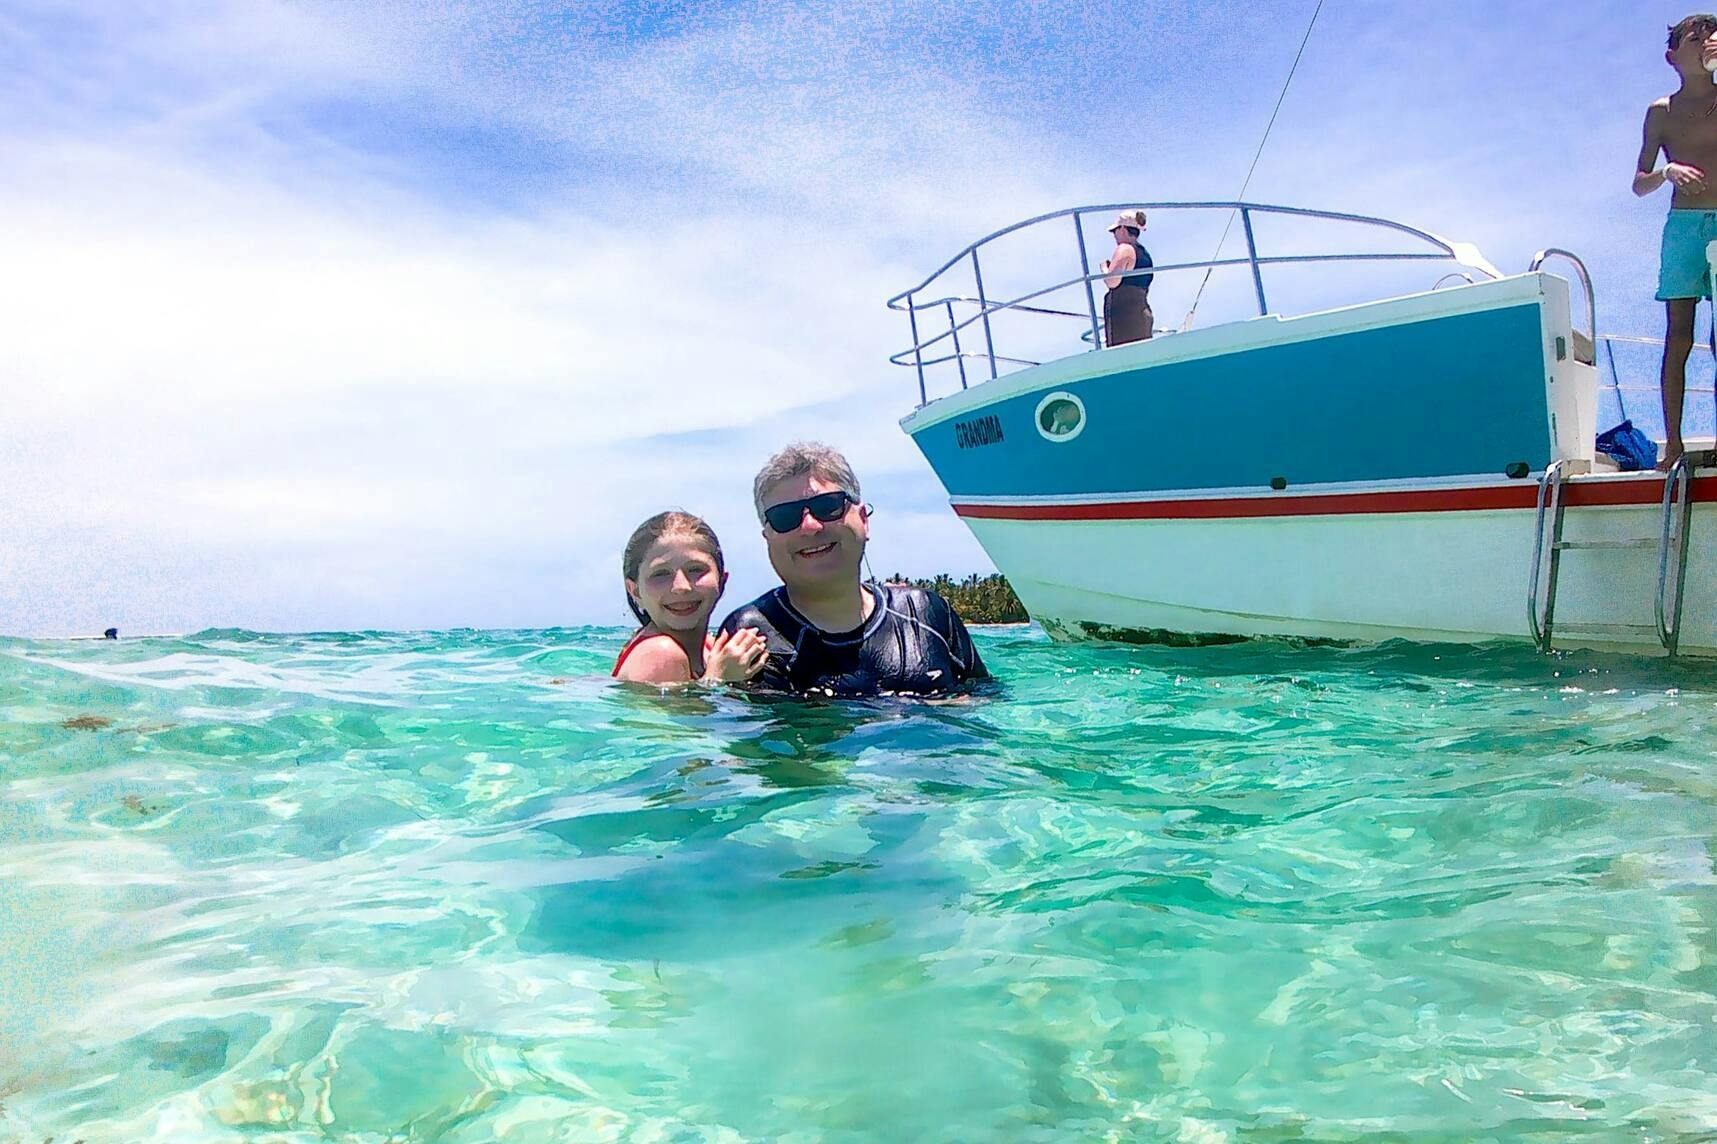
[1658,209,1717,301]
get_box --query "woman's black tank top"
[1117,240,1153,294]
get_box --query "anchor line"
[1180,0,1325,333]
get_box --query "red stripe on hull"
[953,475,1717,522]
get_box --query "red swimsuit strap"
[611,630,714,678]
[611,629,654,677]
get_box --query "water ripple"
[1,628,1715,1140]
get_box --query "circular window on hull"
[1035,392,1087,442]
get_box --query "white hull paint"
[962,495,1717,655]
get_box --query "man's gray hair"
[753,442,862,522]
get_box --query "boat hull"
[899,273,1717,654]
[902,275,1590,502]
[955,476,1717,655]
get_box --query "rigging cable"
[1180,0,1325,332]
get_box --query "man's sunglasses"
[763,490,858,533]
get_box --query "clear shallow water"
[3,627,1717,1142]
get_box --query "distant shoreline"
[887,573,1028,625]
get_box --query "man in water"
[718,442,988,696]
[1636,13,1717,469]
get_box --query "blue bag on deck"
[1594,420,1658,472]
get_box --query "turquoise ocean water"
[3,625,1717,1141]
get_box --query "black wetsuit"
[718,583,988,696]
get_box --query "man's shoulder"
[877,583,987,684]
[879,581,929,607]
[719,588,790,636]
[879,582,960,624]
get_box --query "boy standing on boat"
[1636,13,1717,469]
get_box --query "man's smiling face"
[760,474,869,595]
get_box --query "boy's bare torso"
[1653,91,1717,208]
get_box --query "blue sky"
[0,0,1703,634]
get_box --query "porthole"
[1035,391,1086,442]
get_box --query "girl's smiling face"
[627,533,726,633]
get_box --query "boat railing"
[1597,333,1717,423]
[1529,248,1596,353]
[888,201,1506,407]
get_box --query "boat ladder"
[1528,455,1696,654]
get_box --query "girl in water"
[613,511,769,684]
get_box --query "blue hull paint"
[910,302,1551,498]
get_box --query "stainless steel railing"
[888,201,1506,406]
[1529,248,1596,352]
[1597,333,1717,431]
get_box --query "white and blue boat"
[893,202,1717,656]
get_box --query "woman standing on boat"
[1101,210,1154,346]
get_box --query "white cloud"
[0,127,1014,634]
[0,0,1685,634]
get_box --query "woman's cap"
[1109,211,1146,233]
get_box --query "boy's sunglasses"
[763,490,858,533]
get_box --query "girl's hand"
[703,627,769,682]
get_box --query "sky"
[0,0,1704,635]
